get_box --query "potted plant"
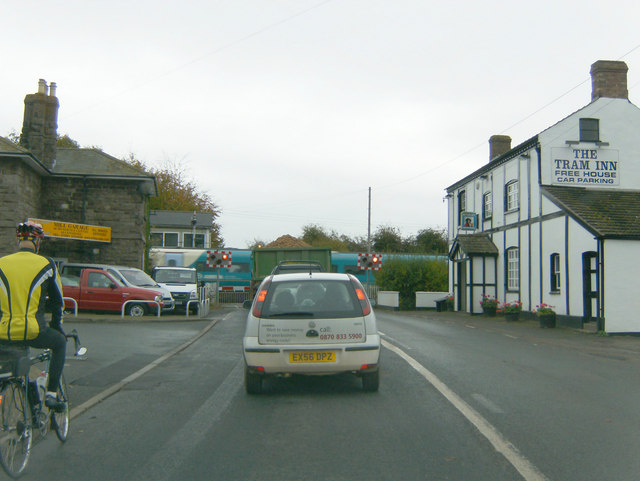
[535,303,556,328]
[480,294,499,316]
[501,300,522,321]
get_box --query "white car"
[242,272,380,394]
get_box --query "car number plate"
[289,351,336,363]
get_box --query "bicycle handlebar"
[66,328,87,357]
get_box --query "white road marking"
[472,393,505,414]
[378,331,412,351]
[382,339,549,481]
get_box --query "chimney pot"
[38,79,48,95]
[590,60,628,101]
[489,135,511,161]
[49,82,57,97]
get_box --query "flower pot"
[483,306,497,316]
[538,313,556,328]
[505,312,520,322]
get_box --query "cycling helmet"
[16,221,45,240]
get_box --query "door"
[582,251,598,323]
[83,272,124,311]
[456,260,467,312]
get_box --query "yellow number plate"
[289,351,336,363]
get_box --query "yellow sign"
[29,218,111,243]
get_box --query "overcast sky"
[3,1,640,248]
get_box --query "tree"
[5,131,82,148]
[125,154,224,247]
[56,134,81,148]
[413,228,448,254]
[301,224,348,251]
[372,225,403,253]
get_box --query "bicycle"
[0,329,86,478]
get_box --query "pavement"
[64,305,239,323]
[384,308,640,362]
[64,305,640,360]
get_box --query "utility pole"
[367,187,371,252]
[366,187,372,290]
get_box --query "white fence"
[416,291,449,309]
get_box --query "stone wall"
[39,177,148,268]
[0,159,41,256]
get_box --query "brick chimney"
[590,60,628,101]
[489,135,511,161]
[19,79,59,169]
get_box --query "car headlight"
[154,295,162,303]
[189,290,198,299]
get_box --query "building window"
[483,192,492,220]
[580,118,599,142]
[506,247,520,291]
[184,233,205,248]
[458,190,466,222]
[505,181,519,211]
[150,232,163,246]
[152,232,180,247]
[551,253,561,292]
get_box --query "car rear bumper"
[243,335,381,374]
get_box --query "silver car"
[242,272,380,394]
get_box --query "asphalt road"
[12,307,640,481]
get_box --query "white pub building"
[446,60,640,333]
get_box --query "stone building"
[0,80,157,268]
[446,60,640,333]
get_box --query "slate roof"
[449,233,499,259]
[542,186,640,239]
[0,137,28,153]
[150,210,214,229]
[53,148,146,176]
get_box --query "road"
[13,308,640,481]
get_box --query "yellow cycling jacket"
[0,249,64,341]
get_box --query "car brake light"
[349,276,371,316]
[252,279,271,317]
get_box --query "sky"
[3,1,640,248]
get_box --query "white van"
[152,266,199,313]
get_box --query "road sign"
[207,250,232,268]
[358,252,382,270]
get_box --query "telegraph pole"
[367,187,372,288]
[367,187,371,251]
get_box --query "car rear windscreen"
[261,280,362,319]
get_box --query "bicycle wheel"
[51,374,69,442]
[0,379,32,478]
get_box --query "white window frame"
[183,232,206,248]
[551,253,561,292]
[506,247,520,291]
[505,181,519,211]
[483,191,492,220]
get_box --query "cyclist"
[0,221,67,411]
